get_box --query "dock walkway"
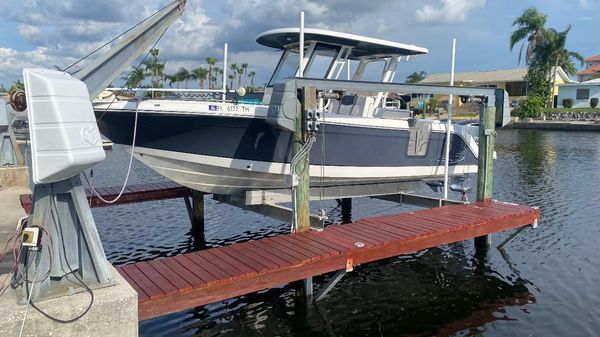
[116,200,540,320]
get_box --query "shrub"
[518,95,545,119]
[591,97,599,109]
[562,98,574,109]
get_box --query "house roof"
[560,78,600,86]
[585,54,600,62]
[578,64,600,75]
[420,67,573,84]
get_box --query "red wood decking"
[19,181,189,213]
[116,200,540,321]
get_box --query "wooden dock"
[116,200,540,321]
[20,181,190,214]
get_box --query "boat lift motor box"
[23,68,106,184]
[266,80,300,132]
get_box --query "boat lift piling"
[475,104,497,254]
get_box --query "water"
[88,129,600,336]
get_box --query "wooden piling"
[340,198,352,224]
[294,87,315,232]
[191,190,205,242]
[475,105,496,252]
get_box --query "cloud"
[415,0,486,24]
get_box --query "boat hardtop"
[256,27,428,58]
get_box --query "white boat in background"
[94,28,481,195]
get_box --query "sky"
[0,0,599,88]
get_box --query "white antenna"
[443,38,456,200]
[299,11,305,77]
[222,43,228,102]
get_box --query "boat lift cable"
[84,24,171,203]
[96,25,170,122]
[61,0,179,73]
[83,98,141,204]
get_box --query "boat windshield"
[305,44,339,79]
[267,43,341,86]
[268,50,300,87]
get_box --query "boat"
[94,28,480,195]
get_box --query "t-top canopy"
[256,27,428,59]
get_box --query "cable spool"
[9,90,27,112]
[459,95,469,104]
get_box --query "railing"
[105,87,239,101]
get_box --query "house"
[557,78,600,108]
[420,67,572,101]
[577,54,600,82]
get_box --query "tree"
[206,57,217,89]
[230,63,238,89]
[175,67,191,89]
[240,63,248,87]
[531,26,584,107]
[191,67,209,89]
[509,7,547,66]
[164,74,177,88]
[143,48,165,97]
[405,71,426,83]
[122,68,145,88]
[248,71,256,87]
[228,74,235,89]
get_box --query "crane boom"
[72,0,186,98]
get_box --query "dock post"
[294,86,315,233]
[340,198,352,224]
[475,104,496,254]
[190,190,206,243]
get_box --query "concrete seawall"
[504,120,600,131]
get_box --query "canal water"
[88,129,600,337]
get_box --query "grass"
[544,108,600,112]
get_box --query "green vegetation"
[122,48,260,92]
[562,98,574,109]
[405,71,427,83]
[509,7,584,117]
[520,95,546,118]
[543,107,600,113]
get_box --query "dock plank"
[115,201,540,321]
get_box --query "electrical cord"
[23,193,94,324]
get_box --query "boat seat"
[328,94,367,117]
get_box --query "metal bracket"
[314,269,348,302]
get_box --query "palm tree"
[228,74,235,89]
[175,67,191,89]
[240,63,248,87]
[164,74,177,88]
[229,63,238,89]
[215,67,223,88]
[191,67,209,89]
[532,26,584,107]
[509,7,547,66]
[405,71,426,83]
[122,68,145,88]
[206,57,217,89]
[142,48,166,97]
[248,71,256,87]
